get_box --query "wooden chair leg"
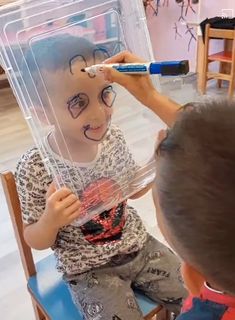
[228,75,235,100]
[217,80,222,88]
[201,73,207,94]
[217,62,224,88]
[201,51,209,95]
[144,305,163,320]
[201,24,210,95]
[228,29,235,100]
[32,299,47,320]
[156,308,171,320]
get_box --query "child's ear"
[181,262,205,296]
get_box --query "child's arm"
[24,183,81,250]
[24,220,58,250]
[103,51,181,127]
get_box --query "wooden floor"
[0,87,33,172]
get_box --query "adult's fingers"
[103,66,134,86]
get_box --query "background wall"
[146,1,199,71]
[200,0,235,21]
[146,0,235,72]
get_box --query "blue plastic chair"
[1,171,166,320]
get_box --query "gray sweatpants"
[67,235,186,320]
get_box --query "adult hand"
[103,51,157,108]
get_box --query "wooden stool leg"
[228,76,235,100]
[217,62,224,88]
[201,25,210,95]
[228,29,235,99]
[201,71,207,94]
[201,53,208,94]
[218,38,228,89]
[32,299,47,320]
[156,308,171,320]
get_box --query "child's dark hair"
[156,100,235,294]
[26,34,97,72]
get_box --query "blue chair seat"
[28,254,160,320]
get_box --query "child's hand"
[102,51,157,108]
[42,182,81,229]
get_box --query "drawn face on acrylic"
[44,49,117,145]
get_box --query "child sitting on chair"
[153,101,235,319]
[15,34,185,320]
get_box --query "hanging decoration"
[176,0,196,18]
[185,23,197,51]
[162,0,169,6]
[176,0,197,50]
[175,0,198,4]
[173,22,182,39]
[143,0,159,15]
[178,1,185,21]
[185,0,196,15]
[143,0,198,51]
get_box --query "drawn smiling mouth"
[83,123,108,141]
[89,125,104,131]
[84,124,105,131]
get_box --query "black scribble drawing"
[162,0,169,6]
[143,0,159,16]
[185,24,196,51]
[143,0,198,51]
[178,1,186,22]
[173,22,182,39]
[185,0,196,16]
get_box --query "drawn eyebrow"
[69,54,87,75]
[69,48,110,78]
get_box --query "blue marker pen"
[81,60,189,76]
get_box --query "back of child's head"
[156,100,235,295]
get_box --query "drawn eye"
[101,86,116,108]
[77,98,87,108]
[67,93,89,119]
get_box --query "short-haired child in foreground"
[16,34,185,319]
[154,101,235,319]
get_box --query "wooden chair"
[0,66,9,89]
[1,171,170,320]
[201,24,235,99]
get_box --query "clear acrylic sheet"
[0,0,164,225]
